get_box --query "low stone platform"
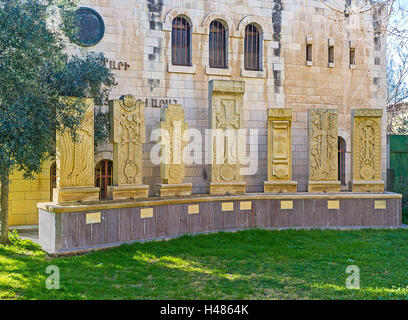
[38,192,402,254]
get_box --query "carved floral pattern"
[352,110,382,181]
[110,95,145,186]
[57,98,95,188]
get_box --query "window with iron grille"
[172,16,191,66]
[50,162,57,201]
[338,137,346,185]
[328,45,334,64]
[244,24,261,71]
[95,160,113,200]
[209,20,227,69]
[306,44,313,63]
[350,47,356,66]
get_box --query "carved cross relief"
[309,110,338,181]
[110,95,146,186]
[159,105,188,184]
[351,109,383,184]
[272,121,290,180]
[357,120,377,180]
[216,100,241,165]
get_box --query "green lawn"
[1,228,408,300]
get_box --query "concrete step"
[9,225,39,235]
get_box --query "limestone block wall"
[279,0,387,190]
[83,0,283,195]
[3,0,388,226]
[5,161,53,226]
[84,0,386,194]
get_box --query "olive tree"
[0,0,115,244]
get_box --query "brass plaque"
[86,212,101,224]
[328,200,340,210]
[281,201,293,210]
[188,205,200,215]
[222,202,234,212]
[141,208,154,219]
[375,200,387,210]
[240,201,252,211]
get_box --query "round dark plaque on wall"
[73,7,105,47]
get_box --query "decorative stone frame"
[94,152,113,166]
[202,13,234,77]
[163,11,272,78]
[237,16,272,78]
[163,9,197,74]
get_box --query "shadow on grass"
[1,229,408,300]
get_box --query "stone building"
[7,0,387,225]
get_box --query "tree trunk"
[0,174,10,245]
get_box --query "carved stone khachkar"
[108,95,149,200]
[156,104,192,197]
[55,98,100,203]
[308,109,341,192]
[209,80,246,195]
[351,109,384,192]
[264,108,298,193]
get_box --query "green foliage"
[8,230,42,252]
[54,51,115,106]
[0,0,115,179]
[94,110,110,148]
[392,176,408,209]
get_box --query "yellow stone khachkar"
[156,104,192,197]
[307,109,341,192]
[108,95,149,200]
[209,80,246,195]
[55,98,100,203]
[264,108,297,193]
[351,109,384,192]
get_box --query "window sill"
[328,62,335,68]
[240,68,266,78]
[167,64,197,74]
[306,61,313,66]
[350,64,356,70]
[205,66,232,76]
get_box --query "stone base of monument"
[351,181,385,192]
[54,187,100,203]
[210,182,246,195]
[156,183,193,197]
[308,181,341,193]
[107,185,149,200]
[38,192,402,254]
[264,181,298,193]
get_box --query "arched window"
[209,20,227,68]
[244,24,261,71]
[50,162,57,201]
[172,16,191,66]
[95,160,113,200]
[338,137,346,185]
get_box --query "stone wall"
[83,0,386,194]
[6,161,53,226]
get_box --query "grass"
[1,228,408,300]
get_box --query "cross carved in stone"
[313,112,331,168]
[120,114,143,162]
[216,100,240,130]
[216,100,240,164]
[361,125,374,161]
